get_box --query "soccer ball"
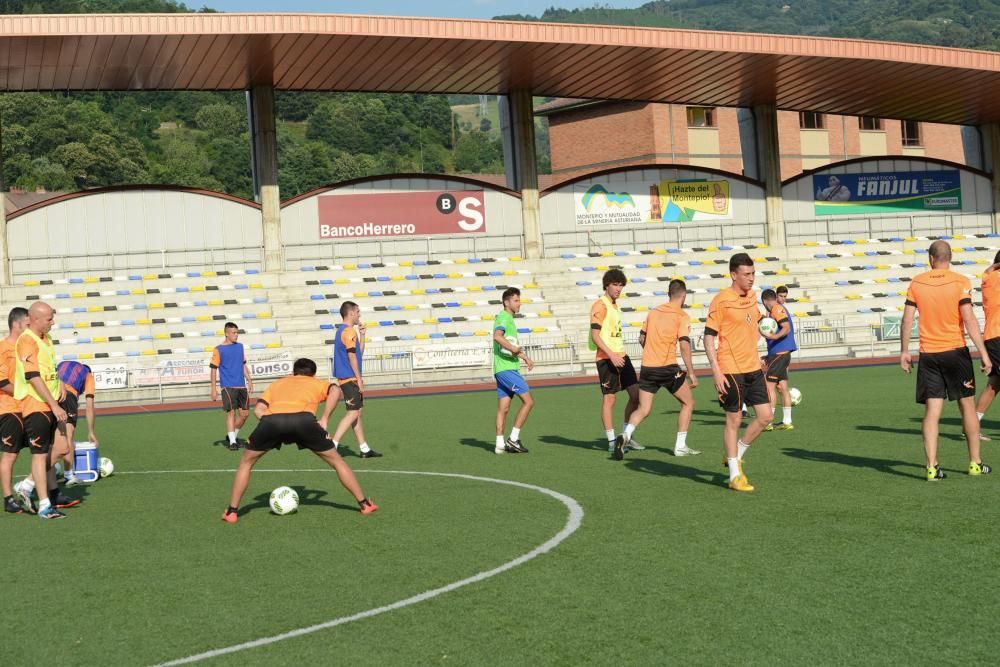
[758,317,778,336]
[789,387,802,406]
[98,457,114,478]
[499,335,519,358]
[269,486,299,515]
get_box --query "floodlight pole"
[501,90,543,259]
[753,104,786,248]
[248,85,283,272]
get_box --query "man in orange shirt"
[621,279,699,456]
[1,307,28,514]
[591,269,641,460]
[973,250,1000,439]
[704,253,773,492]
[901,240,992,481]
[221,357,377,523]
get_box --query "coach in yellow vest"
[589,269,640,460]
[15,301,70,519]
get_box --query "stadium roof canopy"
[0,13,998,125]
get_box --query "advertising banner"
[318,191,486,239]
[813,170,961,216]
[90,363,128,390]
[574,178,732,226]
[134,358,210,387]
[412,343,489,370]
[247,350,294,378]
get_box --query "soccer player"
[330,301,381,458]
[13,301,71,518]
[50,360,98,485]
[492,287,535,454]
[761,288,797,430]
[704,253,773,492]
[221,358,377,523]
[900,240,992,481]
[591,269,642,460]
[973,251,1000,440]
[1,308,28,514]
[209,322,253,451]
[621,279,700,456]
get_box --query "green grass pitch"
[4,364,1000,665]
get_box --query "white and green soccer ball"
[98,457,114,478]
[499,335,519,358]
[269,486,299,515]
[758,317,778,336]
[789,387,802,406]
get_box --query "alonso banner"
[318,191,486,239]
[813,170,962,216]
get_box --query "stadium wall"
[782,157,994,243]
[537,165,768,255]
[280,175,524,267]
[6,187,262,281]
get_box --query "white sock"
[332,440,340,450]
[18,477,35,494]
[782,407,792,425]
[675,431,688,448]
[605,429,615,443]
[39,498,51,512]
[510,426,521,441]
[624,423,636,439]
[496,435,505,449]
[741,403,747,412]
[359,442,371,454]
[228,430,237,444]
[727,457,741,481]
[978,412,985,421]
[738,440,749,460]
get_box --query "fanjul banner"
[812,170,962,216]
[318,191,486,239]
[574,178,732,225]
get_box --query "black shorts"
[60,392,79,427]
[717,370,769,413]
[221,387,249,412]
[23,412,57,455]
[638,364,687,395]
[986,338,1000,379]
[916,347,975,404]
[339,381,364,411]
[246,413,335,453]
[596,356,638,395]
[0,413,25,453]
[764,353,792,383]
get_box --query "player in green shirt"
[493,287,535,454]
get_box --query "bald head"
[27,301,55,336]
[928,240,952,268]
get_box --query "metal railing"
[283,234,525,269]
[784,212,991,245]
[10,246,263,282]
[543,222,769,256]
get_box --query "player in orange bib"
[703,253,773,492]
[973,250,1000,439]
[1,308,28,514]
[900,240,992,481]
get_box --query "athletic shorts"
[717,370,769,413]
[0,413,25,454]
[339,381,364,411]
[221,387,249,412]
[23,412,57,455]
[596,356,638,395]
[246,413,335,453]
[916,347,975,404]
[495,370,530,399]
[638,364,687,395]
[986,338,1000,378]
[60,392,79,427]
[764,353,792,383]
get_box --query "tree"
[195,103,246,137]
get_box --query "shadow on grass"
[241,485,357,517]
[856,423,965,442]
[459,437,495,453]
[781,447,925,480]
[624,457,726,487]
[538,434,609,452]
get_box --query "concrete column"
[983,123,1000,234]
[247,85,282,272]
[501,90,542,259]
[753,104,785,247]
[0,110,9,285]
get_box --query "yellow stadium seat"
[448,272,461,279]
[265,343,280,349]
[143,273,157,280]
[207,300,222,307]
[154,333,168,340]
[141,349,156,356]
[92,337,108,343]
[403,304,418,310]
[197,315,211,321]
[79,353,95,360]
[415,333,429,340]
[509,256,523,262]
[24,280,39,286]
[257,313,272,319]
[191,286,205,292]
[474,330,488,336]
[455,258,468,265]
[74,322,90,329]
[400,261,413,267]
[83,277,98,284]
[344,264,357,270]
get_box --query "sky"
[206,1,644,20]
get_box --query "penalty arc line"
[148,469,584,667]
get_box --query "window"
[859,116,883,131]
[799,112,824,129]
[686,107,716,128]
[902,120,921,146]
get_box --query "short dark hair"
[340,301,359,318]
[993,250,1000,265]
[776,285,789,296]
[292,358,317,376]
[502,287,521,303]
[224,322,238,332]
[7,307,27,331]
[602,268,627,289]
[729,253,754,272]
[667,279,686,298]
[761,288,777,302]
